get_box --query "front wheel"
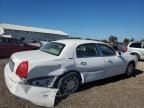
[56,72,81,95]
[126,63,135,77]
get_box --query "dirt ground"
[0,58,144,108]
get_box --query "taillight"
[126,48,128,52]
[16,61,28,78]
[124,47,128,52]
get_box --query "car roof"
[55,39,103,46]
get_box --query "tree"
[85,38,93,40]
[108,35,118,43]
[94,39,100,41]
[101,39,108,43]
[141,39,144,42]
[123,38,130,44]
[69,36,82,39]
[130,38,134,42]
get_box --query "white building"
[0,23,69,42]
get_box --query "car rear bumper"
[4,63,58,107]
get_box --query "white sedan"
[4,39,138,107]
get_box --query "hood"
[11,50,58,62]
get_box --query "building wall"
[3,29,68,42]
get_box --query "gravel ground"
[0,58,144,108]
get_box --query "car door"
[75,43,106,83]
[97,44,126,78]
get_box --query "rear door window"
[76,44,98,58]
[129,43,142,48]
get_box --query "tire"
[131,53,140,61]
[56,72,81,95]
[125,63,134,77]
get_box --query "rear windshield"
[40,42,65,56]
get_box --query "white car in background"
[127,42,144,60]
[4,39,138,107]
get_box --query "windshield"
[40,42,65,56]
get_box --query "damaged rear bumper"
[4,64,58,107]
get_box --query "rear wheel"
[56,72,81,95]
[126,63,135,77]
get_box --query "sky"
[0,0,144,41]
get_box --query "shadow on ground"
[55,69,143,106]
[140,60,144,62]
[79,69,143,91]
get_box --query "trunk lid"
[9,50,58,74]
[11,50,57,61]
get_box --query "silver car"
[127,42,144,60]
[4,39,138,107]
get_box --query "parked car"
[0,37,39,57]
[127,42,144,60]
[4,39,138,107]
[118,44,127,52]
[110,43,127,53]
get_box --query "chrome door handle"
[79,61,87,65]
